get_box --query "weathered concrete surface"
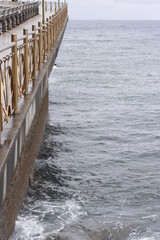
[0,17,68,240]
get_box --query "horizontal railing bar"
[28,31,35,35]
[17,36,26,42]
[0,43,15,53]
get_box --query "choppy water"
[11,21,160,240]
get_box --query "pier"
[0,1,68,239]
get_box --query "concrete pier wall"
[0,19,68,240]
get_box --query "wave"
[53,223,135,240]
[10,200,86,240]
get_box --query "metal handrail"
[17,36,26,42]
[0,42,15,53]
[28,31,36,36]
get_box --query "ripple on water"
[11,20,160,239]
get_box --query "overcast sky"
[67,0,160,20]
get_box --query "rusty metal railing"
[0,1,68,141]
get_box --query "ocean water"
[11,20,160,240]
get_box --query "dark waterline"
[11,20,160,240]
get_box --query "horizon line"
[69,19,160,21]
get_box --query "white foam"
[142,215,160,221]
[10,200,86,240]
[135,238,155,240]
[10,216,44,240]
[129,236,157,240]
[53,65,58,69]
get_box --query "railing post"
[45,1,47,12]
[57,8,59,34]
[58,0,60,10]
[55,17,57,41]
[23,28,29,94]
[32,25,37,80]
[42,0,45,24]
[57,13,58,39]
[46,18,50,54]
[54,14,56,40]
[50,2,52,13]
[54,2,57,14]
[52,15,54,46]
[38,22,42,69]
[49,16,53,47]
[54,2,57,40]
[43,24,46,61]
[11,34,18,113]
[0,64,2,143]
[60,6,62,29]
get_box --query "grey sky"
[67,0,160,20]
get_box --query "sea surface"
[11,20,160,240]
